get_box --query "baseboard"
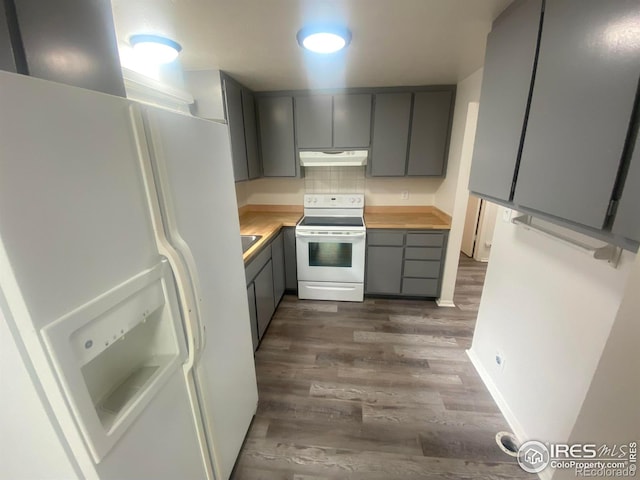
[436,298,455,308]
[466,349,553,480]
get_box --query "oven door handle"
[296,232,366,239]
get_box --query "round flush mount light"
[130,34,182,64]
[296,26,351,54]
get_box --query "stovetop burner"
[298,216,364,228]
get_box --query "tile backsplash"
[304,166,366,194]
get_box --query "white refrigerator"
[0,71,258,480]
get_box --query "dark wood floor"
[231,255,533,479]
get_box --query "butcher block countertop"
[238,204,451,264]
[238,205,302,264]
[364,206,452,230]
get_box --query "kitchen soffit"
[111,0,513,91]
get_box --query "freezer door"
[0,71,207,479]
[141,105,259,480]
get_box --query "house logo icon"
[518,440,550,473]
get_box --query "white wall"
[469,207,635,447]
[433,68,484,306]
[183,70,225,121]
[553,251,640,479]
[434,69,484,216]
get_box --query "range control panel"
[304,194,364,207]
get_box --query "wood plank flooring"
[231,255,533,479]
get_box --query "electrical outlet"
[401,190,409,200]
[495,351,506,371]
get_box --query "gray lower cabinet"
[514,0,640,230]
[271,231,285,303]
[246,283,258,351]
[407,91,454,176]
[366,246,403,294]
[245,229,289,351]
[366,229,448,298]
[223,77,249,181]
[254,259,275,340]
[469,0,542,202]
[283,227,297,290]
[295,95,333,149]
[258,96,297,177]
[371,93,412,176]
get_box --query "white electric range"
[295,194,366,302]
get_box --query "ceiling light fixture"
[296,26,351,54]
[130,34,182,64]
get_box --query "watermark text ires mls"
[517,440,637,477]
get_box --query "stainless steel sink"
[241,235,262,253]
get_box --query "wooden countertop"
[238,204,450,264]
[364,206,451,230]
[239,205,302,264]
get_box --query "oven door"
[296,231,366,283]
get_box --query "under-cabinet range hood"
[299,150,368,167]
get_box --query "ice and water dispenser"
[41,259,187,462]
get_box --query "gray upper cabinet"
[242,89,261,179]
[295,95,333,149]
[407,91,453,176]
[469,0,542,201]
[513,0,640,229]
[12,0,125,96]
[223,78,249,182]
[333,94,372,148]
[258,96,297,177]
[0,1,17,72]
[295,93,373,150]
[468,0,542,201]
[371,93,412,176]
[613,132,640,242]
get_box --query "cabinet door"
[242,89,261,180]
[223,78,248,181]
[246,283,258,351]
[258,96,297,177]
[271,232,286,304]
[13,0,125,96]
[365,246,403,294]
[469,0,542,201]
[283,227,297,290]
[0,1,16,72]
[612,132,640,242]
[407,91,453,176]
[370,93,412,176]
[295,95,332,149]
[254,260,275,339]
[333,94,372,148]
[514,0,640,229]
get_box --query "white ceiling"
[111,0,512,92]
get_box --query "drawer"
[402,278,439,297]
[404,247,442,260]
[245,242,272,284]
[406,232,444,247]
[367,231,404,246]
[403,260,441,278]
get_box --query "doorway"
[461,194,498,262]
